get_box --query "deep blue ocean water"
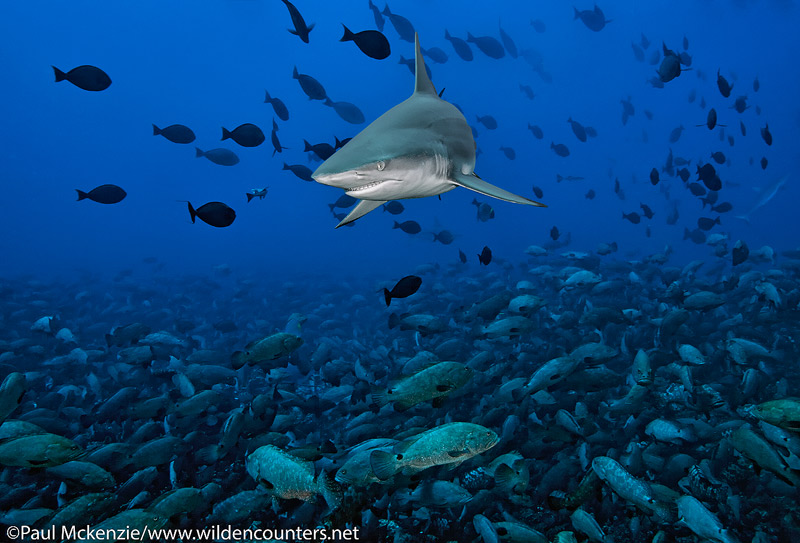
[1,0,798,282]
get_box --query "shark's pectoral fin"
[336,199,387,228]
[452,173,546,207]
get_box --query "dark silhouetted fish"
[640,203,654,219]
[711,152,726,164]
[368,0,384,31]
[476,115,497,130]
[683,227,706,244]
[499,146,515,160]
[753,76,760,92]
[382,4,415,42]
[280,0,314,43]
[293,67,327,100]
[271,119,288,156]
[264,90,289,121]
[304,140,335,160]
[153,124,195,144]
[761,124,772,145]
[556,175,584,183]
[568,118,587,142]
[620,97,634,125]
[688,183,706,196]
[527,124,543,139]
[383,201,404,215]
[53,65,111,91]
[328,194,357,212]
[478,246,492,265]
[551,142,570,157]
[614,178,626,200]
[323,98,365,124]
[283,163,314,182]
[422,46,448,64]
[657,43,682,82]
[717,70,733,98]
[761,157,768,170]
[574,5,610,31]
[498,22,518,58]
[697,217,720,231]
[669,125,684,143]
[711,202,733,213]
[222,123,265,147]
[585,189,596,199]
[384,275,422,306]
[458,249,467,263]
[678,168,690,182]
[732,96,748,114]
[732,240,749,265]
[698,108,723,130]
[622,212,641,224]
[472,199,495,222]
[76,184,126,204]
[433,230,454,245]
[196,147,239,166]
[393,220,421,234]
[650,168,659,185]
[444,30,473,61]
[466,33,505,59]
[532,186,544,199]
[341,25,390,60]
[188,201,235,228]
[550,226,560,240]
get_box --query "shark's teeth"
[347,180,384,192]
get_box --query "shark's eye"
[377,160,385,171]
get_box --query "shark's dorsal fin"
[414,33,437,96]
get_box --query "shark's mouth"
[346,180,386,192]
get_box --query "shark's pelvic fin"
[414,33,437,96]
[336,199,387,228]
[452,173,546,207]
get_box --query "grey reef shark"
[313,33,546,227]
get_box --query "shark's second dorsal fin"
[414,33,437,96]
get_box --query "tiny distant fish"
[383,201,405,215]
[76,184,126,204]
[246,188,268,202]
[283,163,314,182]
[433,230,455,245]
[458,249,467,263]
[422,46,448,64]
[264,90,289,121]
[550,226,560,240]
[271,119,288,156]
[717,70,733,98]
[657,44,682,82]
[551,142,570,157]
[382,4,415,42]
[444,29,473,61]
[476,115,498,130]
[556,175,585,183]
[531,19,546,33]
[196,147,239,166]
[753,76,760,92]
[732,240,749,265]
[573,5,610,32]
[697,217,721,231]
[761,157,768,170]
[519,84,535,100]
[393,220,421,235]
[711,202,733,213]
[684,227,706,244]
[585,189,596,199]
[669,125,684,143]
[688,183,706,196]
[640,203,654,219]
[711,151,726,164]
[473,199,495,222]
[280,0,314,43]
[323,98,365,124]
[328,194,357,212]
[499,146,515,160]
[478,246,492,265]
[466,33,505,59]
[340,25,391,60]
[649,168,659,185]
[585,126,598,138]
[53,65,111,91]
[761,124,772,146]
[532,185,544,199]
[622,212,641,224]
[527,123,544,139]
[620,96,634,125]
[293,66,327,100]
[732,95,748,114]
[383,275,422,306]
[614,177,626,200]
[498,22,518,58]
[568,117,587,142]
[678,168,690,182]
[187,201,236,228]
[222,123,265,147]
[153,124,195,144]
